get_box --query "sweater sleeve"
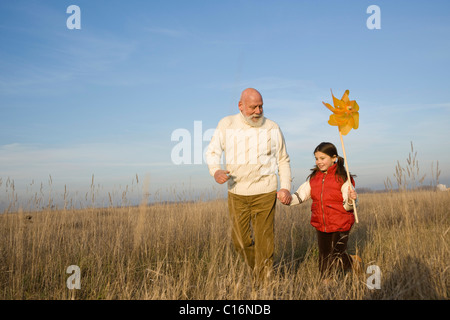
[276,127,292,191]
[289,181,311,206]
[205,124,224,177]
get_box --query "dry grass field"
[0,188,448,300]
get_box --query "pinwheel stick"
[339,130,359,224]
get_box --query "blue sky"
[1,0,449,209]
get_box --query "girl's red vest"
[309,163,355,233]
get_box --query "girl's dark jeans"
[316,230,352,277]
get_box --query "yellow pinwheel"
[322,89,360,223]
[322,89,359,135]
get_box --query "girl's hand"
[348,186,357,201]
[277,189,292,205]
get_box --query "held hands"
[214,171,293,206]
[277,189,292,205]
[214,170,230,184]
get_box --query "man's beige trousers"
[227,191,277,281]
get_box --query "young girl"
[289,142,361,280]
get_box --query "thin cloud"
[0,142,173,177]
[145,27,187,38]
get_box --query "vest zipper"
[321,173,326,232]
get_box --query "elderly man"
[206,88,292,282]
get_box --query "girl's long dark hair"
[307,142,356,183]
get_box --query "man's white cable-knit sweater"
[206,112,291,196]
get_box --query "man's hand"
[277,188,292,205]
[214,170,230,184]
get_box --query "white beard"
[241,112,264,127]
